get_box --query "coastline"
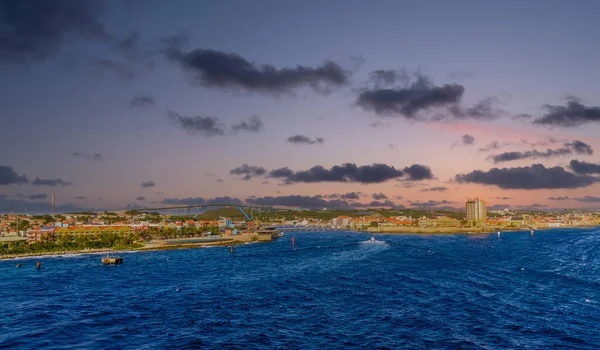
[0,239,240,261]
[366,225,599,235]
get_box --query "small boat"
[102,253,123,265]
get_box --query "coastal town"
[1,198,599,257]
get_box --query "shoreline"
[366,225,599,235]
[0,239,242,261]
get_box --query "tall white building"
[466,197,486,222]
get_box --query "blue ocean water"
[2,228,600,349]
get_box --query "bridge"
[136,203,278,221]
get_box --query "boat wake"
[361,236,386,245]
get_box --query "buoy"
[16,263,21,268]
[230,245,234,254]
[36,262,41,270]
[497,232,501,238]
[292,237,295,247]
[530,230,534,236]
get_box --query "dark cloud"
[74,196,87,200]
[340,192,362,200]
[207,196,243,205]
[167,110,226,137]
[91,59,137,80]
[352,200,397,208]
[387,143,395,149]
[403,164,434,181]
[454,164,599,189]
[0,165,28,185]
[231,115,264,133]
[130,95,155,108]
[0,197,93,214]
[141,181,156,188]
[574,196,600,203]
[246,195,351,209]
[216,178,224,183]
[356,73,465,119]
[0,0,110,63]
[444,96,503,121]
[372,193,388,200]
[135,196,146,201]
[420,186,449,192]
[393,195,403,200]
[565,140,593,155]
[160,196,243,206]
[165,46,350,95]
[268,163,433,184]
[488,140,593,163]
[548,196,570,201]
[161,197,206,206]
[229,164,267,181]
[462,134,475,145]
[493,196,512,200]
[32,177,73,187]
[532,98,600,127]
[72,152,103,161]
[29,193,47,200]
[286,135,325,145]
[570,159,600,175]
[167,110,264,137]
[410,200,458,210]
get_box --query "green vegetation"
[0,226,220,256]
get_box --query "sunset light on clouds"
[1,0,600,213]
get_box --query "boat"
[102,253,123,265]
[256,226,283,239]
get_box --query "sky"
[1,0,600,213]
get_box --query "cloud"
[229,164,267,181]
[340,192,362,200]
[574,196,600,203]
[135,196,146,201]
[160,196,243,206]
[32,177,73,187]
[0,197,93,214]
[444,96,503,121]
[216,178,224,183]
[478,141,503,152]
[72,152,103,161]
[488,140,593,163]
[0,0,110,63]
[532,98,600,127]
[164,46,351,95]
[356,72,465,119]
[167,110,264,137]
[246,195,351,209]
[29,194,47,200]
[231,115,264,133]
[130,95,155,108]
[570,160,600,175]
[167,110,226,137]
[410,200,458,210]
[74,196,87,200]
[352,200,397,208]
[286,135,325,145]
[372,193,388,200]
[548,196,570,201]
[420,186,449,192]
[268,163,433,184]
[461,134,475,145]
[0,165,28,185]
[454,164,599,189]
[493,196,512,200]
[141,180,156,188]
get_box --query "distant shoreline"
[366,225,598,234]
